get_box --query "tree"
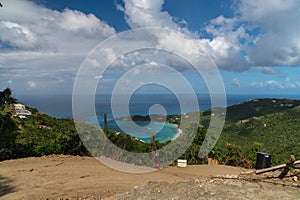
[0,114,18,161]
[0,91,4,105]
[0,87,16,104]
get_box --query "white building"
[14,103,32,118]
[15,109,32,116]
[14,104,26,110]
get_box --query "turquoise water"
[111,120,178,143]
[94,115,179,143]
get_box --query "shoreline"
[128,122,181,143]
[111,120,182,143]
[171,124,183,141]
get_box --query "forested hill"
[211,98,300,165]
[225,98,300,121]
[202,98,300,121]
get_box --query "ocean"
[17,93,300,142]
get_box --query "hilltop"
[226,98,300,121]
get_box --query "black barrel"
[255,152,271,169]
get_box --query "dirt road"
[0,155,299,199]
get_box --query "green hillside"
[225,98,300,121]
[202,98,300,121]
[0,106,88,161]
[217,104,300,165]
[1,88,299,168]
[167,98,300,167]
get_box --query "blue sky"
[0,0,300,96]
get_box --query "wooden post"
[241,156,300,177]
[103,113,107,130]
[255,160,300,174]
[290,155,296,162]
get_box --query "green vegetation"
[0,87,88,160]
[0,113,18,160]
[1,88,299,169]
[170,98,300,167]
[223,98,300,122]
[14,111,88,157]
[216,101,300,165]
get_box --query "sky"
[1,0,300,96]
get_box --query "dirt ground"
[0,155,299,199]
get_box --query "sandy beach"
[171,127,183,140]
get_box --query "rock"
[208,179,214,183]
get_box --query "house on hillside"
[37,124,50,129]
[15,109,32,116]
[14,104,26,110]
[14,103,32,118]
[241,119,250,124]
[280,103,293,107]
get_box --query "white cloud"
[117,0,249,72]
[28,80,37,89]
[155,31,215,70]
[253,67,282,75]
[249,81,263,88]
[265,80,284,89]
[249,79,300,89]
[196,0,300,73]
[119,0,182,31]
[231,78,240,88]
[234,0,300,67]
[0,0,116,94]
[204,15,252,71]
[57,9,115,38]
[0,20,38,49]
[236,0,299,22]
